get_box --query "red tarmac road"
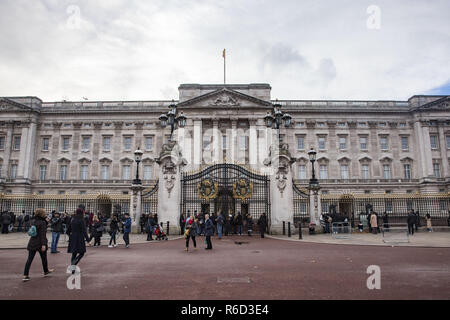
[1,236,449,300]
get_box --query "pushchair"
[154,225,168,241]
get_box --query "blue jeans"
[51,232,60,252]
[238,225,242,235]
[123,232,130,246]
[217,224,223,239]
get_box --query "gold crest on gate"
[233,178,253,202]
[197,178,218,202]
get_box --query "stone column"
[230,120,237,163]
[2,121,14,179]
[308,185,322,227]
[421,124,434,177]
[17,125,29,179]
[438,123,449,177]
[193,120,202,169]
[213,120,221,163]
[249,120,258,168]
[23,120,37,182]
[130,183,144,233]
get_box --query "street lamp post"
[159,101,187,141]
[307,147,321,232]
[264,101,292,143]
[133,148,143,185]
[308,147,318,186]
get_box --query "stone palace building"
[1,83,449,233]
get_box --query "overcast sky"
[0,0,449,102]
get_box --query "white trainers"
[108,245,113,248]
[113,244,117,247]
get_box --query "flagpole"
[223,49,226,85]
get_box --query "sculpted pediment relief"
[178,88,271,109]
[0,98,33,112]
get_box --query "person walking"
[179,213,186,236]
[88,216,103,247]
[257,213,267,238]
[425,213,433,232]
[23,208,54,281]
[236,212,243,236]
[108,215,119,247]
[67,208,90,274]
[184,214,197,251]
[1,211,11,234]
[146,214,155,241]
[204,214,214,250]
[123,213,131,248]
[215,211,224,239]
[414,210,420,232]
[139,213,146,234]
[17,211,24,232]
[382,212,389,231]
[50,212,64,253]
[370,212,378,234]
[247,214,254,236]
[24,211,31,232]
[407,210,415,235]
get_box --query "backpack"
[28,225,37,237]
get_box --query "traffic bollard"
[288,222,291,237]
[282,221,286,235]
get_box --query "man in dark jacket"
[17,211,24,232]
[236,212,243,235]
[407,210,416,235]
[257,213,267,238]
[146,214,156,241]
[50,212,64,253]
[123,213,132,248]
[179,213,186,236]
[23,208,54,281]
[1,211,11,234]
[216,212,224,239]
[204,214,214,250]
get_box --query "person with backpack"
[50,212,64,253]
[67,208,90,274]
[108,215,119,247]
[23,208,54,282]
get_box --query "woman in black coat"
[23,208,54,281]
[67,208,90,272]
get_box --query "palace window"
[239,136,248,150]
[320,165,328,179]
[383,165,391,179]
[430,135,439,149]
[222,135,227,150]
[103,136,111,151]
[10,164,18,179]
[433,162,441,178]
[362,164,370,179]
[297,136,304,150]
[380,136,388,150]
[82,137,90,151]
[360,137,368,150]
[60,165,67,181]
[401,136,409,151]
[203,136,211,150]
[403,164,411,179]
[13,136,21,150]
[123,136,132,151]
[145,136,153,150]
[40,165,47,181]
[62,137,70,151]
[122,165,131,180]
[42,138,49,151]
[446,136,450,149]
[101,165,109,180]
[0,136,4,150]
[339,137,347,150]
[144,165,153,180]
[318,137,326,150]
[298,165,306,179]
[80,165,89,180]
[340,165,349,179]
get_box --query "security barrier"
[331,221,352,239]
[381,223,409,243]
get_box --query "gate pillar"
[264,142,296,235]
[156,140,186,235]
[130,184,144,234]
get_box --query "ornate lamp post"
[308,147,318,187]
[133,148,143,185]
[264,101,292,144]
[159,101,187,141]
[307,147,321,231]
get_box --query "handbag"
[184,228,190,238]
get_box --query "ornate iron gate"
[293,181,310,227]
[181,164,270,224]
[141,180,159,215]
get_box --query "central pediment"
[177,87,272,109]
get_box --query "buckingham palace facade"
[1,83,449,232]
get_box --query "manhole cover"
[234,241,249,245]
[217,277,251,283]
